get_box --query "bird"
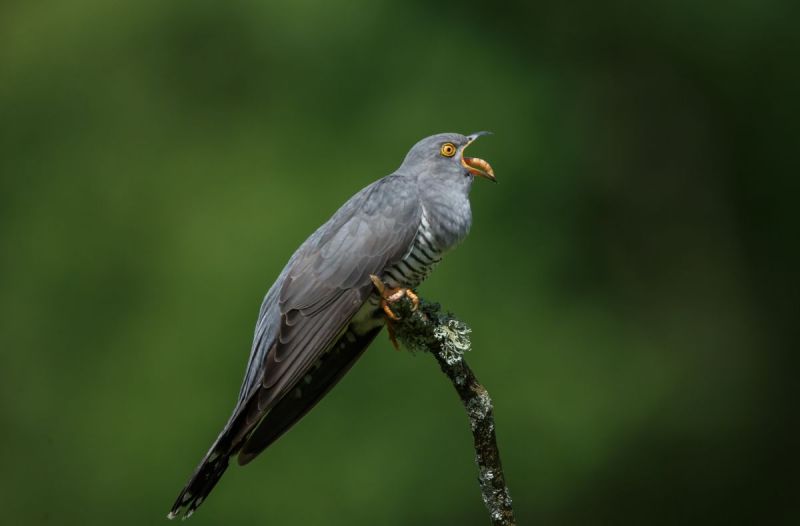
[168,131,496,519]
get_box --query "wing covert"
[234,174,421,446]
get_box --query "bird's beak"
[461,131,496,182]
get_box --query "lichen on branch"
[392,298,516,526]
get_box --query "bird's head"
[399,132,496,184]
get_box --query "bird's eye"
[440,143,457,157]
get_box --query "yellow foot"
[369,274,419,350]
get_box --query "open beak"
[461,131,496,182]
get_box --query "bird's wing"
[169,175,420,519]
[237,322,384,464]
[235,174,421,452]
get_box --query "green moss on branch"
[393,298,516,526]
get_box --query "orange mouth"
[462,156,496,181]
[460,138,496,182]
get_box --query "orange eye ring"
[440,142,457,157]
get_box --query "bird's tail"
[168,431,234,520]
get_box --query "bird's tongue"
[463,156,496,182]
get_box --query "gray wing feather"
[229,174,420,450]
[236,262,292,403]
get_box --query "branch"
[393,298,516,526]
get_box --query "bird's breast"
[382,207,443,290]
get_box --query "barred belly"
[382,207,442,290]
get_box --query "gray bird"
[168,132,495,519]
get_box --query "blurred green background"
[1,0,798,524]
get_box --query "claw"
[382,302,401,321]
[371,274,400,320]
[406,289,419,311]
[369,274,419,350]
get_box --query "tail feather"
[238,325,381,465]
[168,438,232,519]
[168,325,382,518]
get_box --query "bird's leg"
[369,274,420,350]
[383,289,406,320]
[369,274,420,319]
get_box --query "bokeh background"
[1,1,798,524]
